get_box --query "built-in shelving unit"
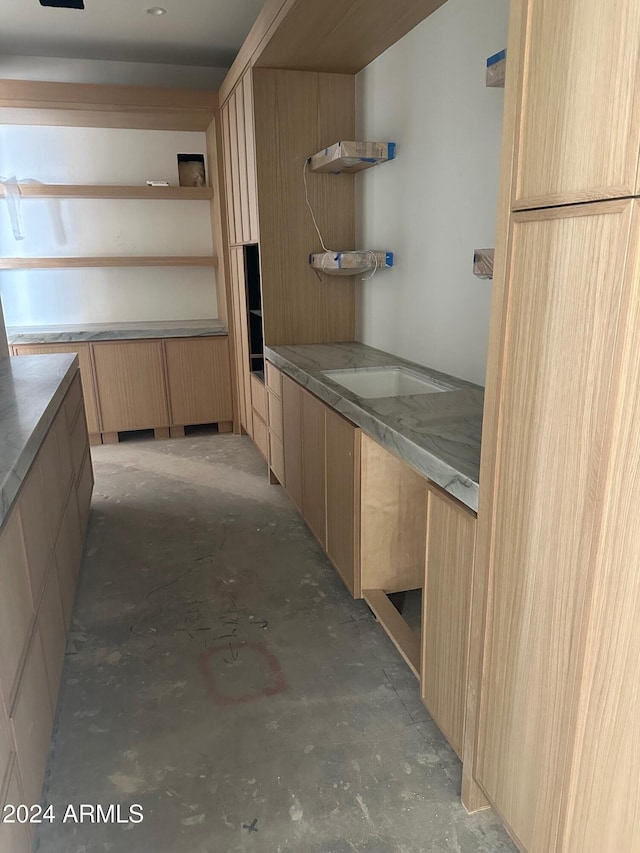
[473,248,494,279]
[486,49,506,87]
[308,141,395,174]
[3,184,214,200]
[0,256,218,270]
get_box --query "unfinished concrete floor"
[36,432,517,853]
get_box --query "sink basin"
[322,367,451,399]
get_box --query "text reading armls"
[2,804,144,824]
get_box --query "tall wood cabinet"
[468,0,640,850]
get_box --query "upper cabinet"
[220,69,259,245]
[512,0,640,209]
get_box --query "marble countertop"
[265,342,484,512]
[0,353,78,529]
[7,319,228,345]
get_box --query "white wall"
[0,55,226,90]
[355,0,509,386]
[0,126,217,326]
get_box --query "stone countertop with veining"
[0,353,78,530]
[265,342,484,512]
[7,319,228,345]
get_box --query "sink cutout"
[322,367,451,399]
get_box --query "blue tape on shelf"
[387,143,396,160]
[336,253,343,269]
[487,49,506,68]
[385,252,394,267]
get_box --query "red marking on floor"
[199,641,287,706]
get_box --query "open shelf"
[4,184,214,200]
[308,141,396,174]
[486,49,506,87]
[473,248,494,279]
[0,256,218,270]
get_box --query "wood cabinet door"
[93,340,168,432]
[422,488,475,759]
[242,70,260,242]
[513,0,640,209]
[0,507,33,707]
[220,99,237,246]
[164,337,233,427]
[281,374,302,512]
[301,388,326,547]
[13,343,100,435]
[559,201,640,853]
[325,407,360,596]
[475,200,634,853]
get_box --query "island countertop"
[0,353,78,527]
[7,319,228,345]
[264,342,484,512]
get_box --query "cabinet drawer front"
[252,414,268,460]
[250,374,267,422]
[54,494,83,628]
[77,449,94,535]
[269,434,285,484]
[164,337,233,427]
[17,459,52,608]
[266,362,282,398]
[70,407,89,480]
[0,508,34,708]
[63,374,82,432]
[267,389,283,440]
[38,566,66,713]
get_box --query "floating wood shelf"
[308,141,396,174]
[0,256,218,270]
[486,49,506,88]
[473,248,495,279]
[4,184,214,200]
[310,250,394,275]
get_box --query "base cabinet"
[281,374,303,511]
[325,408,360,596]
[0,371,93,843]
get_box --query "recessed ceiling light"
[146,6,166,14]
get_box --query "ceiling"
[0,0,266,68]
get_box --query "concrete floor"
[35,432,517,853]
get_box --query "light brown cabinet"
[11,342,100,436]
[228,248,253,436]
[0,371,92,832]
[512,0,640,210]
[281,374,303,512]
[221,69,259,245]
[325,407,360,596]
[164,337,233,430]
[422,487,475,759]
[301,389,326,547]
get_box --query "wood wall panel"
[252,68,356,345]
[475,200,634,853]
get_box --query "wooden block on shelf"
[473,248,495,279]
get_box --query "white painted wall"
[355,0,509,386]
[0,126,217,325]
[0,55,226,90]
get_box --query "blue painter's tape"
[385,252,394,267]
[487,49,506,67]
[387,142,396,160]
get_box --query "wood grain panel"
[475,200,634,853]
[422,489,476,759]
[281,375,303,512]
[11,628,52,806]
[10,184,213,200]
[266,361,282,397]
[234,77,251,243]
[36,424,68,550]
[63,374,82,430]
[227,90,244,245]
[17,458,52,607]
[38,566,66,713]
[363,589,420,679]
[513,0,640,208]
[93,340,169,432]
[250,373,267,422]
[220,101,237,245]
[252,413,268,460]
[228,248,247,429]
[0,256,217,270]
[70,407,89,480]
[0,756,32,853]
[0,508,34,708]
[13,344,100,435]
[241,70,260,242]
[252,68,356,345]
[560,202,640,853]
[325,407,360,596]
[267,389,283,440]
[233,249,254,437]
[360,434,428,594]
[301,389,326,547]
[164,337,233,427]
[269,433,285,484]
[54,494,83,628]
[76,449,93,536]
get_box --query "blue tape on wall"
[387,143,396,160]
[487,49,506,68]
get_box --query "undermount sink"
[322,367,452,399]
